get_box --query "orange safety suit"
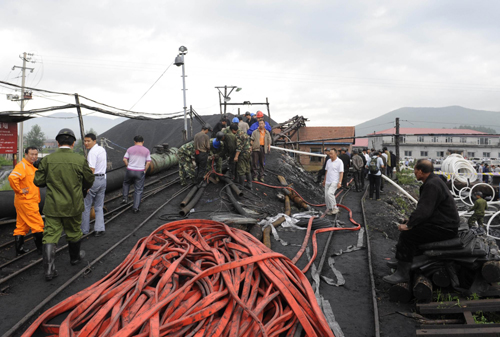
[8,158,44,236]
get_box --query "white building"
[370,128,500,160]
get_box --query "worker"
[211,117,228,138]
[250,119,271,182]
[231,123,252,189]
[383,159,459,285]
[194,123,212,183]
[316,148,331,183]
[468,191,487,228]
[247,111,272,136]
[177,141,196,186]
[351,149,364,192]
[238,115,249,133]
[8,146,44,256]
[338,148,351,189]
[34,128,95,281]
[122,135,151,214]
[207,133,226,177]
[222,125,238,180]
[81,133,107,237]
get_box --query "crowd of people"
[8,128,153,281]
[177,111,272,189]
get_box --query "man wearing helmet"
[34,128,94,281]
[207,132,226,176]
[246,111,272,136]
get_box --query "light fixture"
[179,46,188,54]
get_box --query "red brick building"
[289,126,355,170]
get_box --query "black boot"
[238,175,245,187]
[245,173,252,190]
[68,240,86,266]
[33,232,43,255]
[14,235,29,256]
[386,259,398,269]
[383,261,411,285]
[43,243,58,281]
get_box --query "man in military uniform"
[222,124,237,180]
[177,141,196,186]
[231,123,253,189]
[34,128,94,281]
[8,146,44,256]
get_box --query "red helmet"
[256,111,264,118]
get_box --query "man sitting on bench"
[384,159,460,284]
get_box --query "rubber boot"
[68,240,86,266]
[238,175,245,187]
[245,173,253,190]
[14,235,29,256]
[43,243,58,281]
[33,232,43,255]
[386,259,398,269]
[383,261,411,285]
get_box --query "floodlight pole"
[181,61,188,141]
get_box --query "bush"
[0,156,13,167]
[396,171,416,185]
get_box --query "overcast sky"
[1,0,500,132]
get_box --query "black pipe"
[180,185,198,207]
[220,176,243,197]
[179,185,206,216]
[225,185,247,216]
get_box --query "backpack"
[369,157,379,174]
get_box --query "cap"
[245,111,251,116]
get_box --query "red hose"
[22,220,335,337]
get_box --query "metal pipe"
[270,145,327,158]
[220,176,243,197]
[284,196,291,216]
[180,184,198,207]
[225,185,247,216]
[381,175,418,204]
[179,185,205,216]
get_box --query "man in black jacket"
[383,159,460,284]
[338,148,351,189]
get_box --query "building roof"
[291,126,355,143]
[374,127,486,135]
[353,138,369,147]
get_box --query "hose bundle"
[441,154,478,185]
[23,220,334,337]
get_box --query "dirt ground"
[2,151,485,337]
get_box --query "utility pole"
[174,46,188,141]
[11,52,35,161]
[395,117,400,173]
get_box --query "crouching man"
[384,159,460,284]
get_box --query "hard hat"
[203,123,213,131]
[212,138,221,149]
[245,111,251,116]
[475,191,483,198]
[352,149,358,154]
[232,117,239,123]
[216,131,224,141]
[56,128,76,141]
[251,113,255,117]
[256,111,264,118]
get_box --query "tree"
[74,128,99,155]
[24,124,46,150]
[455,125,496,134]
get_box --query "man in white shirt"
[81,133,107,237]
[323,148,344,215]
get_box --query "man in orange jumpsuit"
[8,146,44,256]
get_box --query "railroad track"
[1,180,191,337]
[0,172,182,286]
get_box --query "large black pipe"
[180,185,198,207]
[225,185,247,216]
[220,176,243,197]
[179,185,206,216]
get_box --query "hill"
[355,106,500,136]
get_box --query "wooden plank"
[463,311,475,325]
[418,298,500,314]
[416,325,500,336]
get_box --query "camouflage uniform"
[177,142,196,186]
[234,129,252,176]
[207,138,225,174]
[222,127,237,178]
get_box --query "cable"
[127,62,174,111]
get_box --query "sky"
[1,0,500,133]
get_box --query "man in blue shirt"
[247,111,272,136]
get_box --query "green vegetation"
[396,171,416,185]
[0,156,13,167]
[0,182,13,191]
[455,125,496,134]
[394,196,410,215]
[24,124,46,149]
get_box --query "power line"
[127,62,174,111]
